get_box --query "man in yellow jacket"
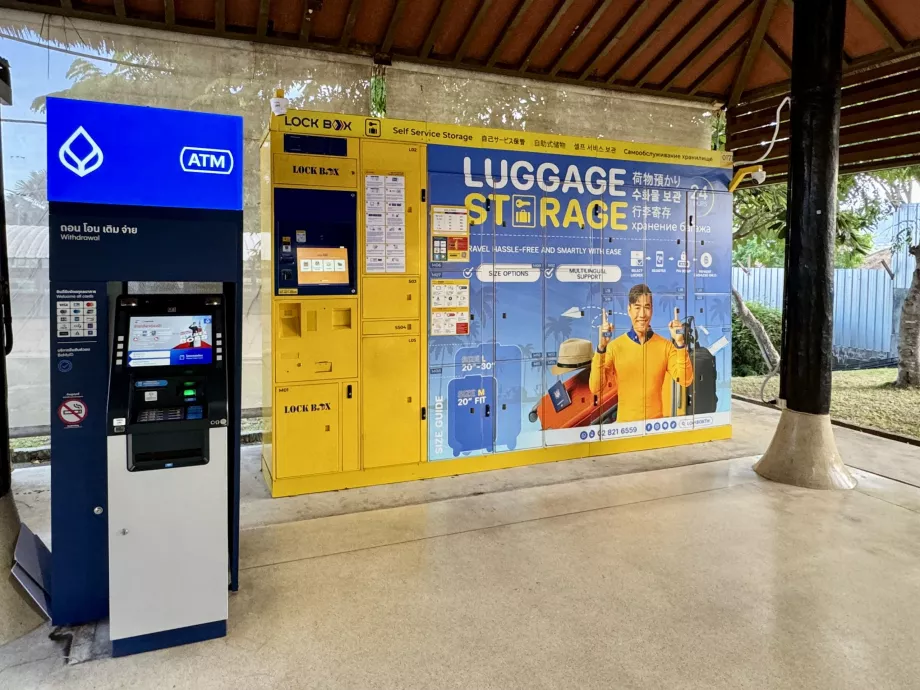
[589,284,693,423]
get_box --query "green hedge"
[731,301,783,377]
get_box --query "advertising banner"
[426,144,732,460]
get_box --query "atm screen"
[297,246,349,285]
[127,315,213,367]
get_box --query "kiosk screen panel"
[296,247,349,285]
[127,315,213,367]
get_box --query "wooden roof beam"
[300,1,314,42]
[215,0,225,32]
[455,0,495,65]
[519,0,577,73]
[633,0,722,88]
[661,1,754,91]
[114,0,125,19]
[578,0,651,81]
[419,0,455,59]
[486,0,535,68]
[339,0,362,47]
[381,0,407,54]
[605,0,688,84]
[549,0,616,77]
[852,0,903,52]
[689,32,749,95]
[763,34,791,73]
[165,0,175,27]
[257,0,270,37]
[729,0,779,107]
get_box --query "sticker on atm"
[297,247,349,285]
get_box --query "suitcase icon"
[447,374,494,456]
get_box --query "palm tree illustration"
[708,295,730,325]
[544,316,574,352]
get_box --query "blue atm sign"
[47,98,243,211]
[180,147,234,175]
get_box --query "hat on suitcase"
[551,338,594,376]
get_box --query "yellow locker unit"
[261,124,430,496]
[261,109,733,498]
[261,129,364,489]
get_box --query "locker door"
[542,186,604,447]
[362,335,421,468]
[275,383,340,478]
[361,140,423,276]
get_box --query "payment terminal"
[105,293,229,653]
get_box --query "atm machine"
[42,98,244,656]
[106,294,229,653]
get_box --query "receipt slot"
[106,295,229,653]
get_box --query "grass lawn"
[732,367,920,439]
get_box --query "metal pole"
[0,58,12,500]
[754,0,856,489]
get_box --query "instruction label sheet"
[366,174,406,273]
[430,278,470,336]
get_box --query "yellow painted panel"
[363,320,420,336]
[274,383,340,478]
[362,276,420,320]
[274,298,357,384]
[361,141,423,275]
[362,335,421,469]
[272,154,357,188]
[268,425,733,496]
[342,380,359,473]
[269,110,732,168]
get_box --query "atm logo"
[283,116,353,131]
[59,126,104,178]
[180,147,235,175]
[284,403,332,413]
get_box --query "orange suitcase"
[532,368,619,429]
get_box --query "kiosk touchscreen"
[106,294,229,654]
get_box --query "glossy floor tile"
[4,456,920,689]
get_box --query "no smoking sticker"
[58,399,88,426]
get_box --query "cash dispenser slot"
[129,428,207,472]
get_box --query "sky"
[0,30,114,188]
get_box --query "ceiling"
[3,0,920,177]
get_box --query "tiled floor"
[4,401,920,688]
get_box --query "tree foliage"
[732,174,883,267]
[732,301,782,377]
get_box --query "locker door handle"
[485,404,491,418]
[346,384,353,399]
